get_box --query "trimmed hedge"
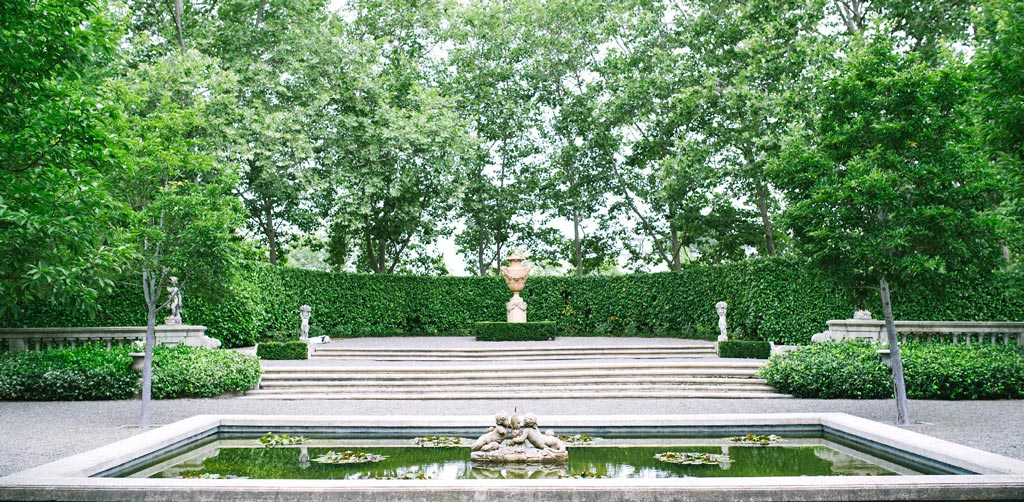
[0,344,262,400]
[0,344,138,400]
[5,257,1024,347]
[257,341,309,360]
[475,322,557,341]
[151,345,262,398]
[761,342,1024,400]
[718,340,771,359]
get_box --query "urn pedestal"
[500,253,532,323]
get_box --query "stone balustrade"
[0,325,220,353]
[818,320,1024,346]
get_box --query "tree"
[0,0,129,317]
[106,49,244,427]
[442,0,544,275]
[771,38,1004,425]
[310,9,474,274]
[975,0,1024,259]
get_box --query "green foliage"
[901,343,1024,400]
[762,342,1024,400]
[759,342,893,399]
[151,345,261,399]
[0,344,137,401]
[0,0,129,317]
[474,322,557,342]
[718,341,771,359]
[257,341,309,360]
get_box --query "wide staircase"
[243,340,789,400]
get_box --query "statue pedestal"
[506,293,528,323]
[471,447,568,464]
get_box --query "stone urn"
[129,352,146,374]
[500,253,531,323]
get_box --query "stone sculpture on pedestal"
[500,253,531,323]
[471,411,568,463]
[165,277,182,325]
[716,301,728,342]
[299,305,312,340]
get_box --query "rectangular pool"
[2,413,1023,501]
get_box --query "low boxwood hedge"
[152,345,262,398]
[475,321,557,341]
[0,344,262,400]
[760,342,1024,400]
[0,344,138,400]
[257,341,309,360]
[718,340,771,359]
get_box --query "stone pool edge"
[2,413,1023,502]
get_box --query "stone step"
[258,376,768,388]
[259,367,763,381]
[251,382,778,393]
[240,389,790,400]
[263,360,765,372]
[309,346,712,358]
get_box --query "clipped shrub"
[475,321,558,341]
[151,345,261,398]
[759,342,892,398]
[761,342,1024,400]
[257,341,309,360]
[718,340,771,359]
[902,343,1024,400]
[0,344,138,400]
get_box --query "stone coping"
[3,413,1024,502]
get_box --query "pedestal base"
[471,447,568,464]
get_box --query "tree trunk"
[572,208,582,276]
[755,183,777,256]
[264,204,278,265]
[880,277,911,426]
[172,0,185,50]
[140,270,158,429]
[670,229,681,271]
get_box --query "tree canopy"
[2,0,1020,294]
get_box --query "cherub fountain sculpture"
[470,411,568,463]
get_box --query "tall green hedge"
[4,258,1023,347]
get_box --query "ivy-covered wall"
[5,258,1023,347]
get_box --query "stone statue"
[853,310,872,320]
[716,301,728,342]
[513,414,566,454]
[165,277,182,325]
[471,411,512,453]
[471,411,568,463]
[299,305,312,340]
[500,253,531,323]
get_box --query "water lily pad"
[259,433,310,448]
[728,434,783,446]
[413,436,464,447]
[654,452,731,465]
[557,434,598,445]
[312,450,388,464]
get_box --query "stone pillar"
[500,253,531,323]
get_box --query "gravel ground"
[2,398,1023,477]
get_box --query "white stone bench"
[814,320,1024,346]
[0,325,220,353]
